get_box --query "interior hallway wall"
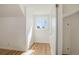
[63,4,79,55]
[63,17,71,54]
[26,6,34,49]
[0,17,26,51]
[63,12,79,55]
[70,12,79,54]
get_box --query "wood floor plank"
[0,49,24,55]
[0,43,51,55]
[31,43,51,55]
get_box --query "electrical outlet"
[67,23,69,26]
[67,48,69,51]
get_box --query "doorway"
[25,4,57,55]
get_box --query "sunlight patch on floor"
[21,50,35,55]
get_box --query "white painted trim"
[58,5,63,55]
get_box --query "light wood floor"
[30,43,51,55]
[0,49,23,55]
[0,43,51,55]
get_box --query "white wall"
[63,4,79,54]
[63,12,79,54]
[48,5,56,55]
[26,6,34,49]
[70,12,79,54]
[63,17,71,54]
[0,17,26,51]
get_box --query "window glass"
[35,16,48,30]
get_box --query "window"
[35,15,48,30]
